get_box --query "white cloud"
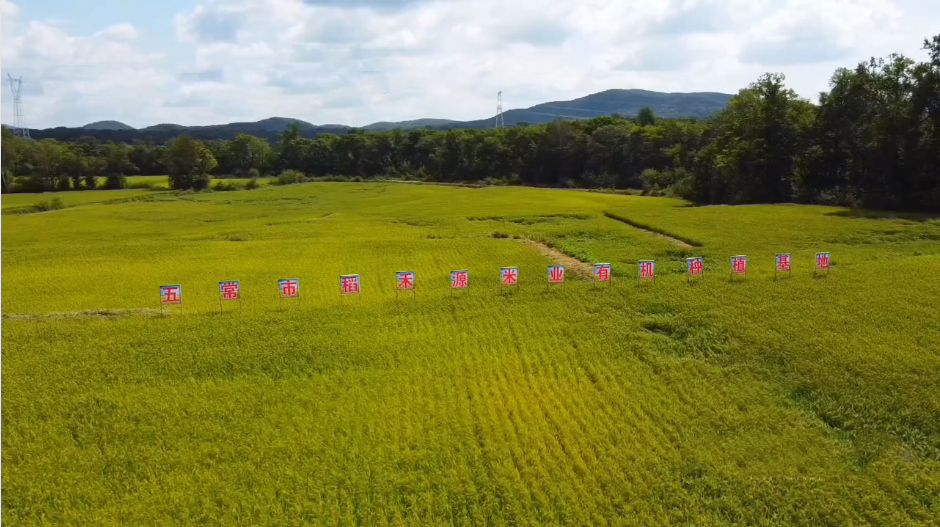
[2,0,939,128]
[0,2,171,128]
[1,0,19,16]
[95,23,139,43]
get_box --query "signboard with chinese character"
[451,270,469,289]
[687,257,704,284]
[340,274,360,295]
[775,253,791,279]
[815,252,830,276]
[548,265,565,284]
[593,263,611,283]
[730,255,747,281]
[160,284,181,305]
[219,280,240,300]
[500,267,518,286]
[396,271,415,291]
[279,278,299,298]
[638,260,656,283]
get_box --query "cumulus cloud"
[1,0,171,127]
[179,69,226,83]
[650,0,727,35]
[177,7,246,43]
[301,0,423,8]
[741,35,852,66]
[617,38,700,72]
[1,0,19,16]
[95,23,139,42]
[504,22,572,47]
[2,0,939,128]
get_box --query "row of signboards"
[159,252,831,305]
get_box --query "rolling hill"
[454,89,732,128]
[363,118,460,132]
[82,120,136,131]
[26,89,732,143]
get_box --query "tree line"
[2,34,938,211]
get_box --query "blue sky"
[2,0,938,129]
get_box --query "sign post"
[730,256,747,282]
[686,257,704,285]
[159,284,182,314]
[500,267,519,292]
[340,274,361,304]
[278,278,299,310]
[218,280,241,313]
[396,271,416,299]
[815,252,831,278]
[451,270,469,296]
[638,260,656,285]
[593,263,611,289]
[775,253,791,281]
[547,265,565,291]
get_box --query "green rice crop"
[3,182,939,525]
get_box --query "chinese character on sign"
[639,260,656,279]
[219,280,240,300]
[279,278,299,298]
[160,285,181,305]
[340,274,360,294]
[816,252,830,270]
[548,265,565,283]
[594,263,611,282]
[776,253,791,272]
[451,270,469,289]
[687,257,704,276]
[397,271,415,290]
[731,256,747,274]
[500,267,518,286]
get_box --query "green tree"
[88,142,137,189]
[1,127,20,193]
[165,135,217,190]
[636,106,657,126]
[30,139,65,190]
[698,73,813,203]
[229,133,271,175]
[60,148,89,190]
[128,141,167,175]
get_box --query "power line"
[7,74,31,138]
[495,91,504,128]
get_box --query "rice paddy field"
[2,182,939,526]
[1,176,274,212]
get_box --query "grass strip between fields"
[603,211,702,248]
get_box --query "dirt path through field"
[516,239,594,277]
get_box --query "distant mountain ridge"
[363,118,459,132]
[83,120,136,131]
[27,89,733,143]
[447,89,733,129]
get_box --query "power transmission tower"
[7,75,30,139]
[495,91,504,128]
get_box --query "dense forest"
[3,34,938,212]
